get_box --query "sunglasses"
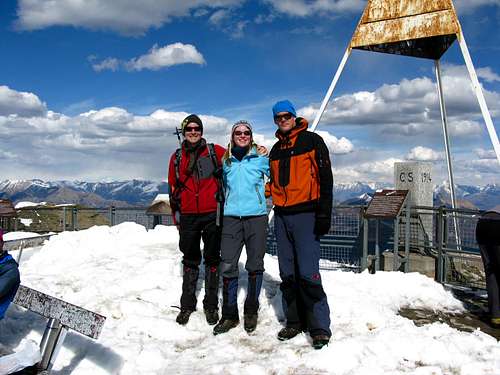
[184,126,201,133]
[274,113,293,122]
[234,130,251,136]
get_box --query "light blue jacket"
[223,146,270,217]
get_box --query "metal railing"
[15,206,174,232]
[266,206,364,271]
[12,204,486,288]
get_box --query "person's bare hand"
[257,145,268,156]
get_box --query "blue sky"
[0,0,499,185]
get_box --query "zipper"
[255,185,263,204]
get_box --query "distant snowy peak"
[0,179,497,210]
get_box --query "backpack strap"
[174,148,182,182]
[207,143,225,226]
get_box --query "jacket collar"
[275,117,308,145]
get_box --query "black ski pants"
[179,212,221,268]
[178,212,221,311]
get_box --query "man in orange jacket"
[267,100,333,349]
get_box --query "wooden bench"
[13,285,106,373]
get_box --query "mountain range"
[0,179,498,211]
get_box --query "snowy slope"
[2,224,500,374]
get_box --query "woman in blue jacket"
[213,120,269,335]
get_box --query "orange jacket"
[266,118,333,216]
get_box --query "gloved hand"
[314,214,331,236]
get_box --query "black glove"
[212,166,223,179]
[314,214,331,236]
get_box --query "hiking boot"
[277,327,301,341]
[205,309,219,325]
[312,334,330,350]
[244,314,258,333]
[176,309,194,325]
[213,318,239,335]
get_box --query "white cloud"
[16,0,244,35]
[0,91,236,179]
[477,67,500,83]
[454,0,500,12]
[0,85,47,117]
[92,43,206,72]
[465,158,500,174]
[334,157,403,183]
[209,9,230,25]
[299,64,500,140]
[475,148,497,159]
[208,9,248,38]
[316,130,354,154]
[92,58,120,72]
[265,0,499,18]
[406,146,445,161]
[265,0,364,17]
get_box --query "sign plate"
[365,190,408,218]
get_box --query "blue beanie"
[272,100,297,117]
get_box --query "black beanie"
[181,114,203,135]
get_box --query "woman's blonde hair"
[223,120,256,166]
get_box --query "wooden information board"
[365,190,408,219]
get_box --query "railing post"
[436,206,444,283]
[404,202,411,273]
[71,208,78,231]
[393,216,400,271]
[109,206,116,226]
[362,216,368,272]
[62,207,66,232]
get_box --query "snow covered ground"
[1,223,500,375]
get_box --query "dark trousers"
[220,215,268,278]
[178,213,221,311]
[220,215,267,318]
[275,211,331,337]
[477,213,500,319]
[480,244,500,318]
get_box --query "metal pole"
[39,318,68,371]
[435,59,461,250]
[310,48,352,132]
[457,31,500,165]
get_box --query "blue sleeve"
[0,256,20,301]
[0,257,20,319]
[258,156,270,178]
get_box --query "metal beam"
[435,59,461,249]
[310,48,351,132]
[457,31,500,165]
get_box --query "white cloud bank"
[92,43,206,72]
[0,85,47,117]
[265,0,499,17]
[15,0,244,35]
[299,64,500,140]
[406,146,445,162]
